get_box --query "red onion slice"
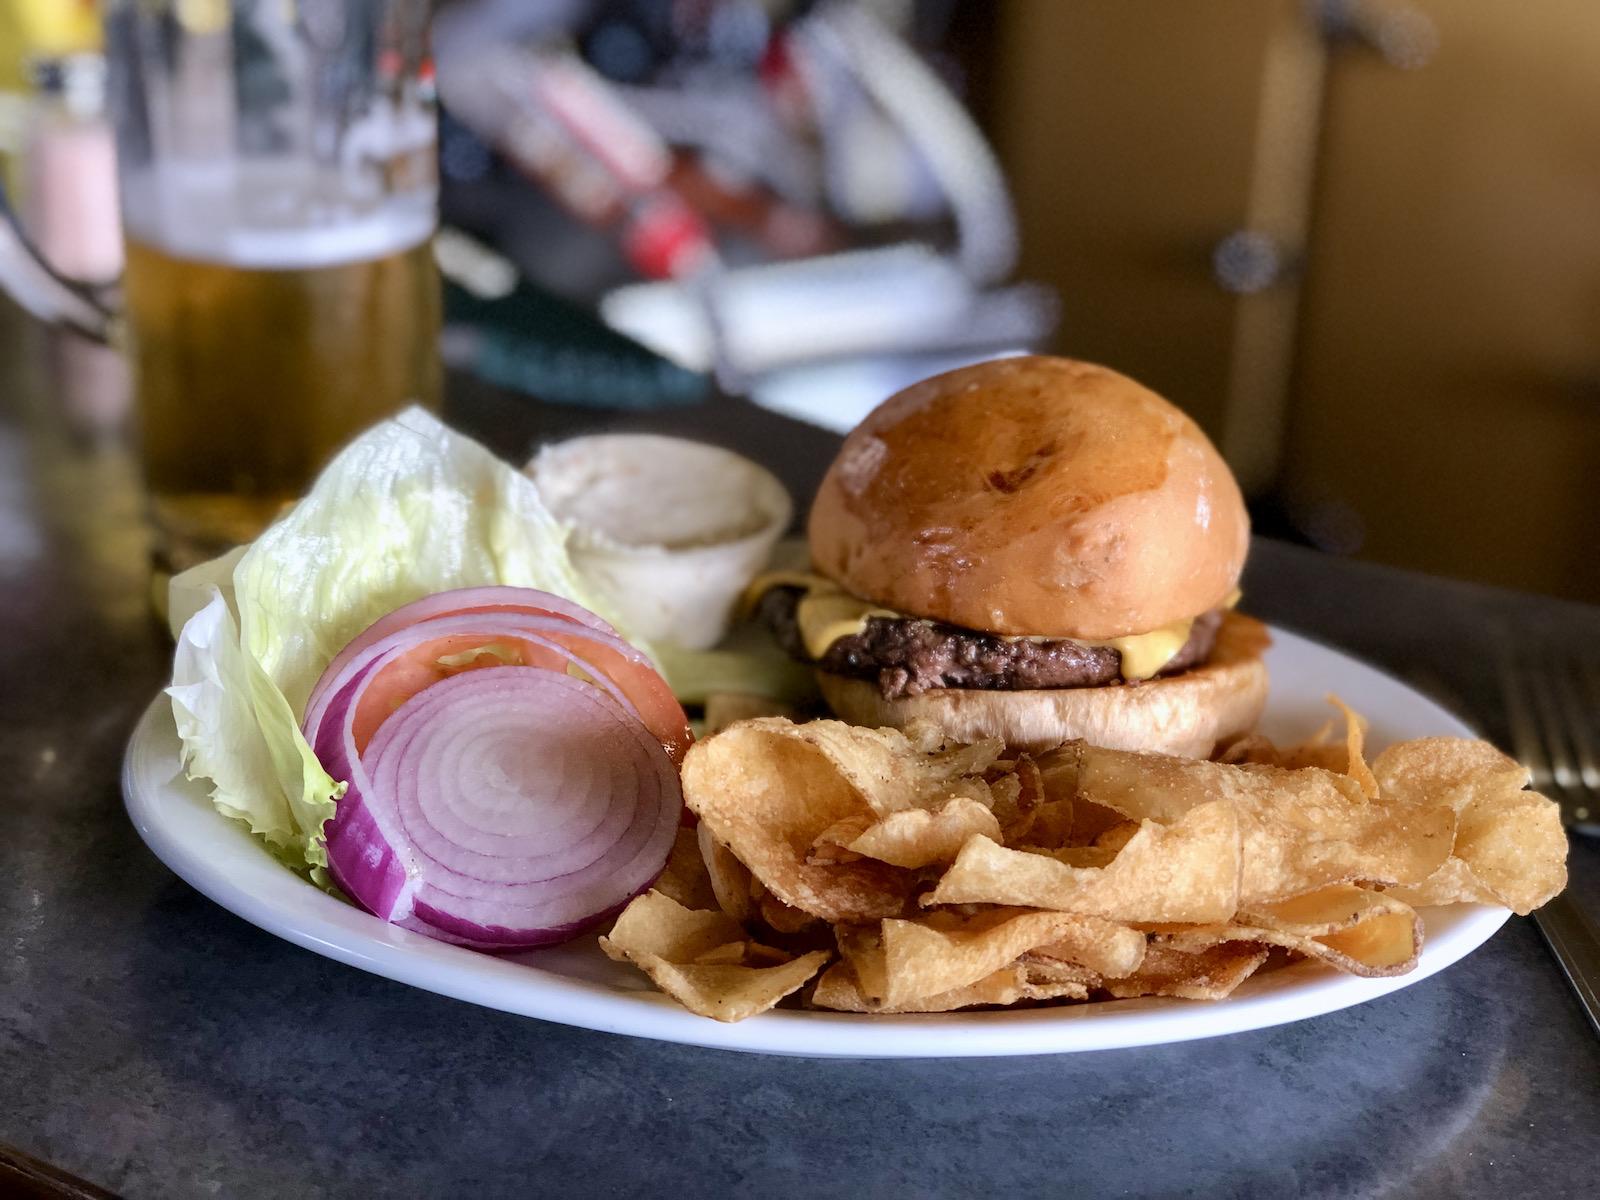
[307,612,640,754]
[319,666,681,950]
[303,587,691,764]
[306,587,616,723]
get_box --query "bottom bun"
[816,611,1272,758]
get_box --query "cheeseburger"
[754,355,1270,756]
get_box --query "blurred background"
[4,0,1600,604]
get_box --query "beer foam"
[121,162,436,270]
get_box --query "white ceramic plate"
[122,626,1509,1058]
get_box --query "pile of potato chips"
[600,706,1568,1022]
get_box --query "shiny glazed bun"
[807,356,1250,640]
[816,610,1272,757]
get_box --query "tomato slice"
[320,589,694,765]
[349,634,574,754]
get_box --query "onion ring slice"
[303,587,692,764]
[317,666,681,950]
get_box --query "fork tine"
[1500,652,1555,793]
[1495,638,1600,829]
[1530,661,1580,792]
[1577,658,1600,792]
[1563,655,1600,830]
[1554,660,1600,794]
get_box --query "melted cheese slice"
[1081,617,1194,682]
[796,591,902,660]
[749,572,1208,682]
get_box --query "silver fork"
[1498,643,1600,1038]
[1499,649,1600,835]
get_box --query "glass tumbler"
[104,0,442,575]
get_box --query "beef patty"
[758,587,1225,700]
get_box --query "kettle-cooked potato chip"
[1241,882,1410,934]
[1373,738,1566,914]
[1394,790,1565,914]
[600,888,747,964]
[1245,883,1423,974]
[1021,798,1076,849]
[631,951,834,1022]
[601,889,832,1021]
[1102,942,1271,1001]
[1062,743,1455,903]
[1027,917,1147,979]
[785,720,1003,816]
[1234,696,1379,798]
[683,720,921,921]
[810,959,1090,1013]
[1017,954,1103,990]
[1154,884,1423,977]
[925,801,1241,924]
[652,826,721,913]
[843,796,1003,869]
[757,888,826,934]
[625,712,1567,1022]
[870,907,1132,1007]
[1372,737,1530,809]
[697,823,757,923]
[1330,695,1380,800]
[1378,857,1499,909]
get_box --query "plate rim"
[122,625,1512,1058]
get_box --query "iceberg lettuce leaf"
[168,408,633,866]
[166,544,246,640]
[169,587,329,860]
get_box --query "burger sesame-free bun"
[807,356,1250,640]
[816,611,1272,757]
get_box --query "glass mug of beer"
[105,0,442,575]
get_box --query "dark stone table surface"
[3,314,1599,1199]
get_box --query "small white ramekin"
[528,434,792,650]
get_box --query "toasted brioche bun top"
[807,356,1250,640]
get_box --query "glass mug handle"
[0,177,119,342]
